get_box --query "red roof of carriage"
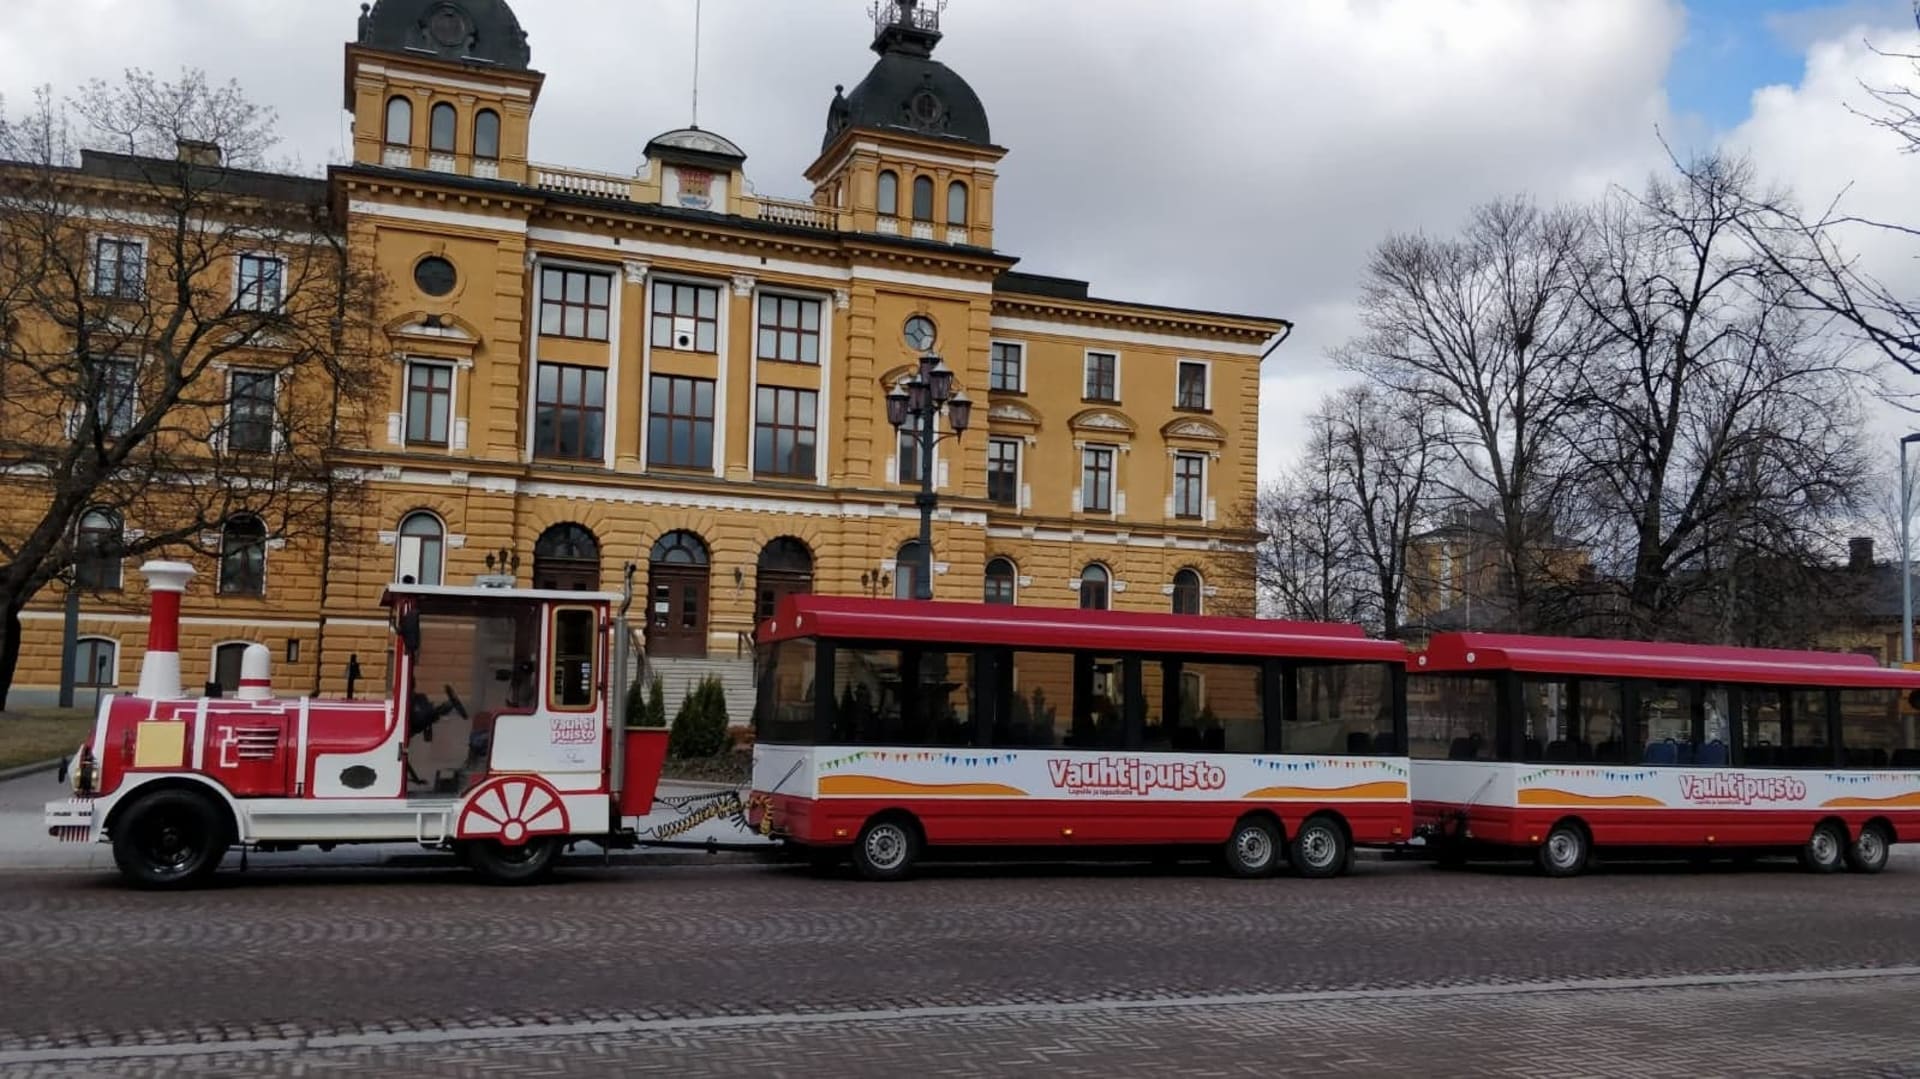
[756,595,1408,664]
[1416,632,1920,689]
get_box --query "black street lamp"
[885,351,972,600]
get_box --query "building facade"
[9,0,1285,704]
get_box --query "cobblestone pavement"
[5,852,1920,1075]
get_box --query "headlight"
[70,746,96,795]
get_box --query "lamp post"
[1902,433,1920,662]
[885,352,972,600]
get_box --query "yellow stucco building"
[9,0,1285,705]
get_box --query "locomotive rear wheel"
[465,836,562,885]
[111,788,230,890]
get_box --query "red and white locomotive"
[45,561,670,887]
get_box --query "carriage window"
[1639,683,1694,766]
[1577,680,1629,763]
[1787,689,1832,768]
[1146,660,1263,754]
[1740,688,1784,767]
[1519,679,1569,762]
[1838,688,1914,768]
[1408,675,1496,760]
[549,607,597,711]
[1290,663,1395,755]
[755,639,817,744]
[830,646,975,747]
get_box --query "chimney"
[136,561,197,699]
[1849,537,1874,572]
[235,643,274,701]
[175,138,222,167]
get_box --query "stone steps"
[642,654,757,728]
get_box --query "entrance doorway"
[755,537,814,621]
[532,524,601,591]
[648,530,710,657]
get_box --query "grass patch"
[0,709,93,772]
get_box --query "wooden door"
[648,566,709,657]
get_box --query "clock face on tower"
[903,315,937,352]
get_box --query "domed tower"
[808,0,1004,248]
[344,0,545,183]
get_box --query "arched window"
[75,507,122,591]
[755,537,814,620]
[473,109,501,160]
[984,557,1016,605]
[911,175,934,221]
[396,512,445,586]
[534,523,602,590]
[218,515,267,597]
[75,637,117,688]
[895,540,929,599]
[1078,563,1111,611]
[1172,568,1203,615]
[384,96,412,146]
[876,170,899,217]
[946,180,968,225]
[429,102,457,153]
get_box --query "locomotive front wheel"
[111,788,230,890]
[466,836,562,885]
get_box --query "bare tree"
[1251,412,1369,626]
[1342,198,1601,631]
[1318,383,1443,638]
[0,71,382,705]
[1571,152,1870,638]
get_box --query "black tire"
[1846,823,1892,874]
[1536,822,1589,878]
[1290,815,1349,879]
[110,788,230,890]
[851,816,920,882]
[1799,821,1847,874]
[1222,817,1281,878]
[466,836,562,885]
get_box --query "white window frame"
[232,252,287,314]
[987,435,1022,507]
[77,356,140,439]
[983,556,1019,605]
[1175,358,1212,411]
[1169,568,1206,615]
[395,510,447,586]
[753,290,825,365]
[1077,443,1117,514]
[537,264,616,343]
[74,636,121,688]
[220,367,284,454]
[1082,349,1122,403]
[648,277,723,354]
[216,516,270,598]
[988,339,1027,394]
[401,358,457,449]
[1171,451,1208,521]
[90,234,145,300]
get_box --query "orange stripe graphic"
[1517,788,1665,807]
[1240,780,1409,802]
[1821,792,1920,808]
[818,775,1029,798]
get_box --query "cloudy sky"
[4,0,1918,482]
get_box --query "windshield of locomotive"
[406,600,541,784]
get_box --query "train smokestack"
[235,643,273,701]
[136,561,196,700]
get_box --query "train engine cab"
[45,561,660,888]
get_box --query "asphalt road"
[4,774,1920,1075]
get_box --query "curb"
[0,757,62,783]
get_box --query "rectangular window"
[548,607,598,711]
[1787,689,1832,767]
[754,639,818,744]
[896,428,925,484]
[1289,663,1395,755]
[235,254,285,313]
[1173,453,1204,519]
[987,438,1020,505]
[646,374,715,469]
[1146,660,1264,754]
[1084,351,1118,402]
[833,647,977,746]
[1516,678,1629,763]
[92,238,143,299]
[1838,688,1915,768]
[650,281,720,352]
[1740,688,1785,767]
[1408,675,1497,760]
[532,363,607,461]
[989,342,1024,393]
[405,362,453,446]
[537,267,612,341]
[1080,446,1114,513]
[756,294,822,364]
[226,370,277,453]
[87,359,138,437]
[1176,360,1209,410]
[754,385,817,477]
